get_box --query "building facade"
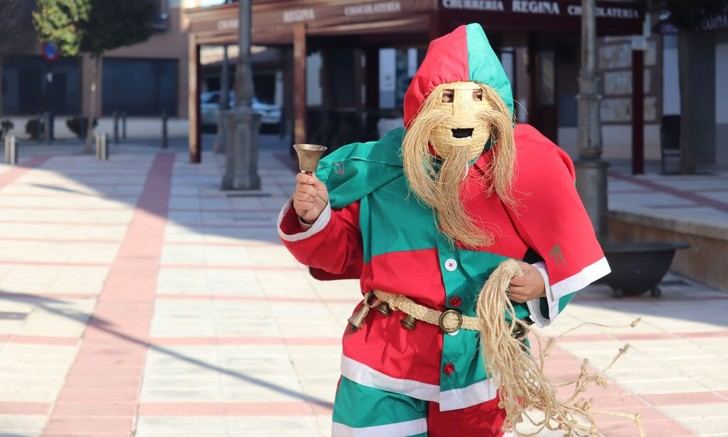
[0,0,193,139]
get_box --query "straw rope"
[475,259,643,436]
[371,259,643,436]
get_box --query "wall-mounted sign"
[41,41,60,62]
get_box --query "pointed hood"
[403,23,514,127]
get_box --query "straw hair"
[402,82,516,247]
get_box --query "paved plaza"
[0,139,727,436]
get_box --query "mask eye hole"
[472,89,483,101]
[442,89,454,103]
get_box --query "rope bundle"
[477,259,643,436]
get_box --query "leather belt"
[372,290,480,333]
[347,290,529,340]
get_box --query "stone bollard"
[161,112,168,149]
[4,133,17,164]
[95,133,109,160]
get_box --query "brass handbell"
[347,305,370,331]
[348,292,382,330]
[293,143,328,174]
[400,314,416,330]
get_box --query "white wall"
[558,124,661,160]
[379,48,396,109]
[306,52,322,107]
[662,34,680,116]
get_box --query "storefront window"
[1,55,82,116]
[102,58,178,116]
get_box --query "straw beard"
[402,84,516,248]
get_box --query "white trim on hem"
[332,418,427,437]
[277,198,332,242]
[438,379,498,411]
[341,355,439,402]
[547,257,610,320]
[527,262,553,327]
[551,257,611,301]
[342,356,500,411]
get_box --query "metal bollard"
[113,111,120,144]
[43,112,54,144]
[4,133,17,164]
[95,133,109,160]
[161,112,168,149]
[121,112,127,139]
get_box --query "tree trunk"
[85,55,101,152]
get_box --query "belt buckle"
[438,309,463,334]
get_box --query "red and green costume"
[278,23,609,437]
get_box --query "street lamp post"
[222,0,261,190]
[215,44,230,154]
[575,0,609,240]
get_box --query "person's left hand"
[507,262,546,303]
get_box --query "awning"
[186,0,643,45]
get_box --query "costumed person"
[278,23,610,437]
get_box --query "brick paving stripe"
[43,153,174,435]
[0,156,51,190]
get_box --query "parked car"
[200,91,281,127]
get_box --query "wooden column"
[188,36,201,164]
[293,23,307,145]
[365,46,380,111]
[281,47,294,140]
[631,48,644,175]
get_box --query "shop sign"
[282,8,316,23]
[701,13,728,31]
[217,18,238,30]
[345,1,402,16]
[566,4,640,19]
[441,0,640,20]
[441,0,505,11]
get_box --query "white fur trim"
[438,379,499,411]
[548,257,611,319]
[277,198,332,242]
[340,355,439,402]
[332,418,427,437]
[527,262,552,327]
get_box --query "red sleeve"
[278,200,363,279]
[509,125,610,301]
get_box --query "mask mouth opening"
[451,128,474,139]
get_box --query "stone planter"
[598,241,689,298]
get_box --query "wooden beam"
[293,23,307,145]
[188,36,202,164]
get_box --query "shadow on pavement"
[0,290,334,410]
